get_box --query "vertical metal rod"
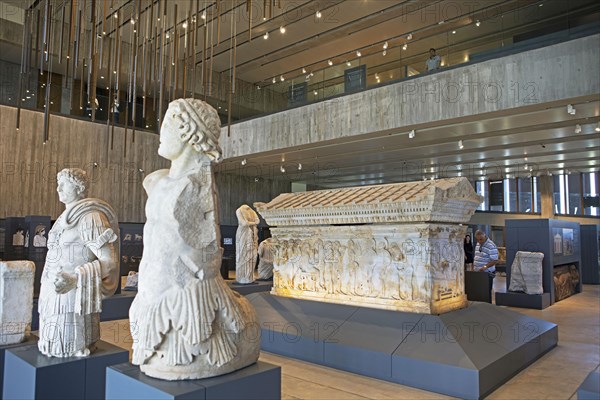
[90,0,97,121]
[16,10,29,131]
[43,3,53,143]
[216,0,221,44]
[65,0,75,88]
[59,6,66,62]
[34,10,40,73]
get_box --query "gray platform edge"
[577,371,600,400]
[248,292,558,400]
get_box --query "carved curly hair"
[57,168,89,197]
[169,98,223,162]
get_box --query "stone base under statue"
[274,287,467,314]
[3,340,128,399]
[248,292,558,399]
[106,361,281,400]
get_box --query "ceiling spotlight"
[280,165,286,173]
[100,75,104,79]
[402,44,407,51]
[165,32,170,39]
[595,123,600,132]
[257,85,261,90]
[346,61,351,66]
[279,26,286,34]
[567,104,576,115]
[138,168,144,173]
[310,72,314,76]
[272,77,276,83]
[241,159,247,166]
[382,50,387,56]
[263,31,270,40]
[407,33,413,40]
[328,59,333,66]
[452,30,456,34]
[438,20,445,25]
[316,10,322,18]
[182,22,188,29]
[302,68,306,74]
[298,163,302,170]
[383,41,388,50]
[458,140,464,149]
[130,18,135,25]
[201,11,206,19]
[475,20,481,27]
[280,75,285,82]
[356,50,361,57]
[575,124,582,134]
[114,13,118,19]
[314,90,318,95]
[408,130,415,139]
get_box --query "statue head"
[57,168,88,205]
[159,98,223,162]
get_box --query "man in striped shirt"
[474,230,499,273]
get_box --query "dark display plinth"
[105,361,281,400]
[465,271,494,303]
[227,279,272,295]
[0,336,37,395]
[581,225,600,284]
[248,292,558,399]
[577,370,600,400]
[3,340,128,399]
[494,291,551,309]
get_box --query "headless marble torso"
[129,167,259,380]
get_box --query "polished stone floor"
[101,277,600,399]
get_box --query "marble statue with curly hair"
[38,168,120,357]
[129,98,260,380]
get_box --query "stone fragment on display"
[235,205,260,284]
[508,251,544,295]
[129,99,260,380]
[257,238,275,280]
[38,168,120,357]
[0,261,35,345]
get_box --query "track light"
[407,33,413,40]
[279,26,286,34]
[302,68,306,74]
[382,50,386,56]
[458,140,464,149]
[475,20,481,27]
[383,41,388,50]
[241,159,247,166]
[272,77,276,83]
[316,10,322,18]
[280,165,286,173]
[314,90,318,95]
[182,22,188,29]
[280,75,285,82]
[408,130,415,139]
[328,60,333,66]
[346,61,351,66]
[575,124,582,134]
[263,31,269,39]
[356,50,361,57]
[298,163,302,170]
[567,104,576,115]
[402,44,407,51]
[595,123,600,132]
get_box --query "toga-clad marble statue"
[235,205,259,284]
[129,98,260,380]
[38,168,120,357]
[257,238,275,280]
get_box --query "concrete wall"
[221,34,600,158]
[0,105,290,223]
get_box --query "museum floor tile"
[99,278,600,400]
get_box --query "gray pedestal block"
[495,291,551,309]
[3,340,128,399]
[228,280,272,295]
[105,361,281,400]
[0,336,37,396]
[248,293,558,399]
[578,371,600,400]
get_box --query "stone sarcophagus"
[255,178,482,314]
